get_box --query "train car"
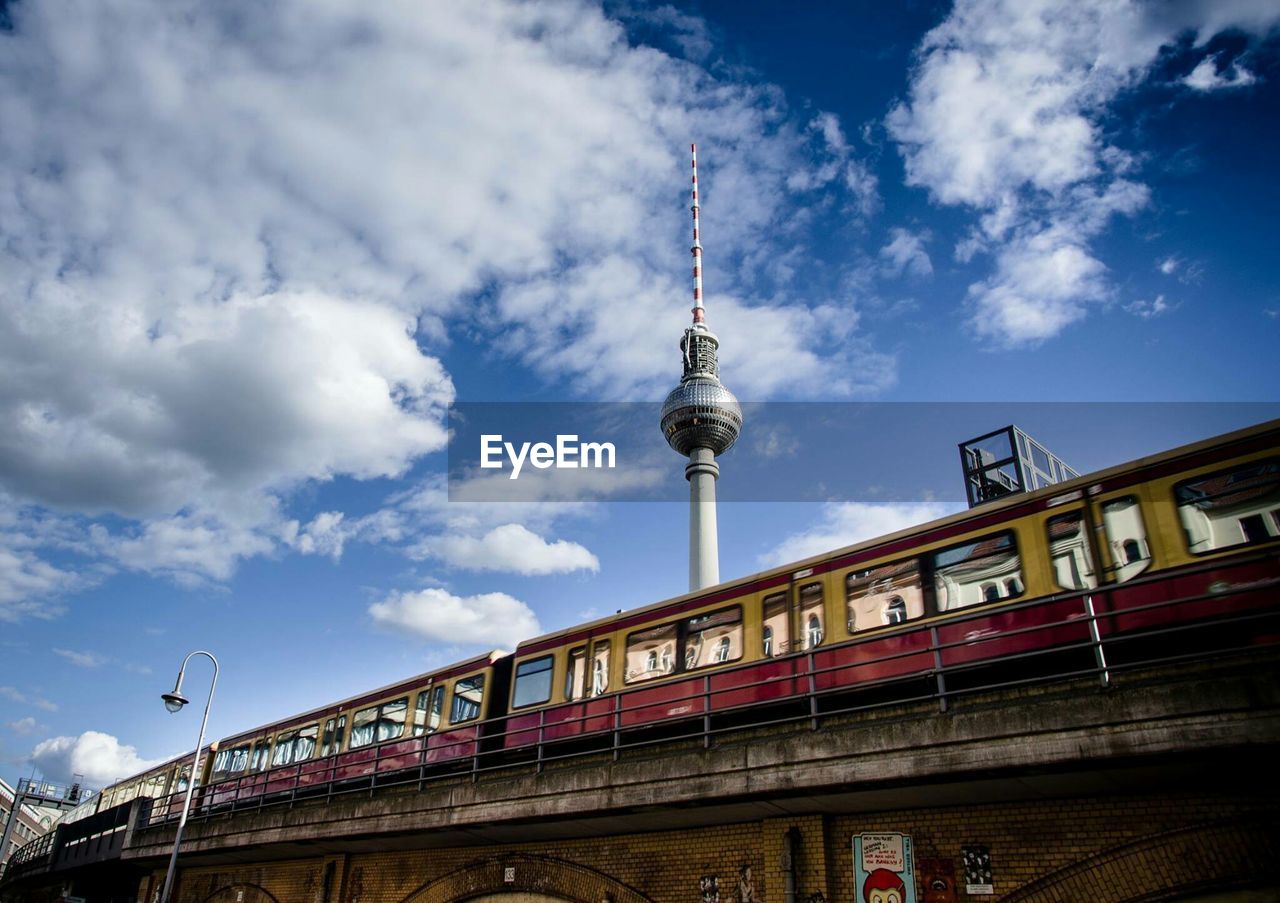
[501,419,1280,749]
[190,650,507,812]
[92,752,198,822]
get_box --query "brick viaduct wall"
[138,791,1279,903]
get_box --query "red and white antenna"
[690,143,706,326]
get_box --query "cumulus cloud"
[1184,55,1258,91]
[887,0,1280,345]
[879,228,934,279]
[30,730,164,785]
[423,523,599,575]
[761,501,961,567]
[368,587,541,648]
[0,0,890,609]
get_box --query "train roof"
[514,417,1280,654]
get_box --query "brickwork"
[133,791,1278,903]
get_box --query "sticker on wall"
[701,875,721,903]
[853,834,916,903]
[918,859,957,903]
[961,845,994,896]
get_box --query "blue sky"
[2,0,1278,790]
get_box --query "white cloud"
[53,648,108,668]
[30,730,163,786]
[368,587,541,648]
[7,716,38,735]
[0,686,58,712]
[887,0,1280,345]
[0,0,889,604]
[1184,55,1258,91]
[422,523,599,575]
[1158,256,1181,276]
[760,501,961,567]
[879,228,933,279]
[1126,294,1173,319]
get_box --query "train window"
[846,559,924,632]
[1101,497,1151,582]
[320,716,346,756]
[799,583,824,649]
[412,690,431,736]
[428,685,444,732]
[592,641,610,695]
[685,606,743,670]
[249,740,272,771]
[1047,511,1097,590]
[513,656,554,707]
[450,675,485,723]
[1175,459,1280,554]
[271,725,318,766]
[176,764,192,792]
[566,647,587,700]
[931,531,1024,610]
[763,593,790,657]
[349,697,409,749]
[626,623,677,683]
[211,744,249,779]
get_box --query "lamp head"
[161,691,189,713]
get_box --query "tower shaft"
[687,448,721,589]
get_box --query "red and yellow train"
[63,419,1280,826]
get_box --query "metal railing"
[137,550,1278,830]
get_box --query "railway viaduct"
[3,647,1279,903]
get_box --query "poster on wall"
[961,845,994,895]
[853,834,916,903]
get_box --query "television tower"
[660,144,743,592]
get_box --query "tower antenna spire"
[691,143,706,326]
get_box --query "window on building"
[513,656,554,708]
[884,596,907,625]
[713,636,731,662]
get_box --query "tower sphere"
[660,376,742,457]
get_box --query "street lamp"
[158,650,218,903]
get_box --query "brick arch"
[399,853,654,903]
[199,884,280,903]
[1000,817,1279,903]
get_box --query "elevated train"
[59,420,1280,827]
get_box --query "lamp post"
[159,650,218,903]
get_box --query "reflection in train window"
[686,607,743,670]
[592,641,610,696]
[271,725,318,766]
[320,716,346,756]
[412,690,431,735]
[1047,511,1097,590]
[1101,497,1151,582]
[450,676,485,724]
[1176,459,1280,554]
[513,656,554,707]
[799,583,824,649]
[932,532,1023,610]
[846,560,923,631]
[565,647,587,701]
[249,740,272,771]
[625,623,677,683]
[763,593,790,657]
[350,697,409,748]
[211,744,249,780]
